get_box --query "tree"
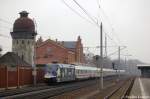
[0,46,2,57]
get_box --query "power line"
[62,0,96,25]
[72,0,99,25]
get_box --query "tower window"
[16,40,18,44]
[22,40,24,44]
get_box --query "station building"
[137,64,150,77]
[36,36,85,65]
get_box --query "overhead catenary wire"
[62,0,96,25]
[72,0,99,25]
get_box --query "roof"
[13,11,35,33]
[137,64,150,67]
[36,39,67,50]
[62,41,76,49]
[0,52,30,67]
[137,64,150,69]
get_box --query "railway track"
[1,79,97,99]
[104,77,135,99]
[0,75,122,99]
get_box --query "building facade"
[36,36,84,64]
[10,11,37,65]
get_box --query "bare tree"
[0,46,2,57]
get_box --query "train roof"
[75,65,117,72]
[59,64,75,68]
[46,63,75,69]
[75,65,98,70]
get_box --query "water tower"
[10,11,37,65]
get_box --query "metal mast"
[100,22,103,90]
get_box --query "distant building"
[10,11,37,65]
[36,36,84,64]
[137,64,150,77]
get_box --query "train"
[44,63,125,83]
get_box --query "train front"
[44,63,58,83]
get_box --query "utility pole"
[105,34,107,58]
[100,22,103,90]
[118,46,121,79]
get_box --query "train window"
[57,68,61,77]
[62,68,65,77]
[60,68,62,77]
[68,68,71,75]
[65,68,67,76]
[72,69,74,74]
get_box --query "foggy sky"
[0,0,150,63]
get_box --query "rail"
[104,77,135,99]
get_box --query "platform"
[129,77,150,99]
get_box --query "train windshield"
[45,64,59,76]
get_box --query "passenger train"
[44,63,125,83]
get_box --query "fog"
[0,0,150,63]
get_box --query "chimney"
[77,36,81,42]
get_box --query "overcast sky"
[0,0,150,63]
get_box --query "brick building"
[36,36,84,64]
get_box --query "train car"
[103,68,116,76]
[44,63,75,83]
[75,65,121,80]
[75,65,99,79]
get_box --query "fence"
[0,65,45,89]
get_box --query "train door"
[56,67,61,82]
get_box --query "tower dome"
[13,11,35,32]
[11,11,37,39]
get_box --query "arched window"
[22,40,24,44]
[28,41,30,44]
[22,54,24,60]
[16,40,18,44]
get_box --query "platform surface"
[130,77,150,99]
